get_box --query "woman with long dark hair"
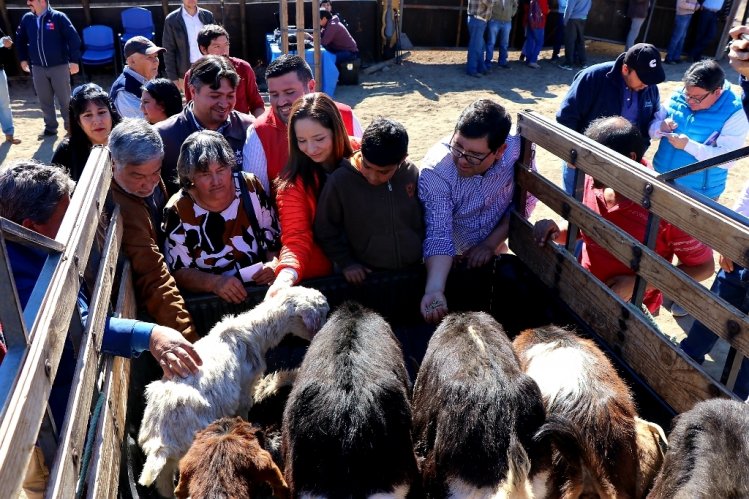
[51,83,121,180]
[140,78,183,124]
[268,92,354,296]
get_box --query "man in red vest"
[242,54,362,195]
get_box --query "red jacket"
[184,56,265,115]
[254,102,356,192]
[275,172,333,281]
[523,0,549,29]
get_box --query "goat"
[138,286,329,497]
[282,301,418,497]
[248,369,299,470]
[412,311,547,498]
[513,325,667,498]
[648,398,749,498]
[174,416,290,499]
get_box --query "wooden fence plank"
[509,213,736,414]
[0,150,112,498]
[46,207,123,498]
[88,261,135,499]
[516,111,749,269]
[516,167,749,361]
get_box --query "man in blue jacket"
[556,43,664,194]
[16,0,81,138]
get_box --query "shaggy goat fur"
[138,287,329,497]
[282,302,418,497]
[648,399,749,498]
[248,369,299,470]
[513,326,667,498]
[412,312,547,498]
[174,416,290,499]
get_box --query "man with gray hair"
[109,119,198,343]
[1,158,201,496]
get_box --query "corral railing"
[0,149,134,498]
[511,110,749,414]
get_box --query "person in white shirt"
[162,0,214,92]
[650,59,749,200]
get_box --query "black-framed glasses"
[683,87,715,104]
[445,135,492,166]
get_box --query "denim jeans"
[666,14,693,62]
[485,19,512,66]
[523,27,545,64]
[0,69,14,136]
[625,17,645,50]
[466,15,488,75]
[681,265,749,400]
[689,9,718,61]
[562,160,576,195]
[552,13,565,56]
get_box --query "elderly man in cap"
[110,36,167,119]
[557,42,665,194]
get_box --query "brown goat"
[175,416,289,499]
[513,326,666,498]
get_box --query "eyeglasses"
[445,137,493,166]
[683,87,715,104]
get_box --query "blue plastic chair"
[120,7,155,46]
[81,25,116,78]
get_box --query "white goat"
[138,286,329,497]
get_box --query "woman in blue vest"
[651,60,749,200]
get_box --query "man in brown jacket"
[109,119,198,342]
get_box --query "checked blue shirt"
[418,132,536,259]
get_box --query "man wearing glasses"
[418,99,536,323]
[651,59,749,200]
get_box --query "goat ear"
[634,416,669,497]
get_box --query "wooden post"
[456,0,464,47]
[81,0,91,26]
[313,0,321,86]
[0,0,12,39]
[239,0,248,61]
[296,0,305,54]
[280,0,289,54]
[715,0,742,60]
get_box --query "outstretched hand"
[420,291,448,324]
[150,325,202,379]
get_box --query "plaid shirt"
[418,132,536,258]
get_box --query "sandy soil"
[3,41,746,377]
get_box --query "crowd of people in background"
[2,0,749,494]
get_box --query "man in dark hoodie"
[556,42,664,194]
[315,117,423,285]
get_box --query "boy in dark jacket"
[315,118,423,284]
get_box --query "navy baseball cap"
[624,43,665,86]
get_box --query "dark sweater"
[314,153,423,271]
[556,53,660,148]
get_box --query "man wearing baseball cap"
[556,42,665,194]
[110,36,166,119]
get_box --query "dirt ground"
[3,41,746,378]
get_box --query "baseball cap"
[623,43,665,86]
[124,36,166,58]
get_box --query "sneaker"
[519,53,526,62]
[550,54,560,62]
[526,62,541,69]
[498,63,511,69]
[558,62,574,71]
[665,59,679,65]
[5,134,20,145]
[38,129,57,139]
[467,72,483,78]
[671,303,689,318]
